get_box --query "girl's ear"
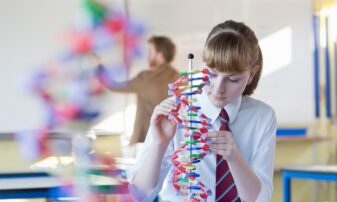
[247,65,259,84]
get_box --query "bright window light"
[259,27,292,77]
[329,5,337,40]
[91,104,136,136]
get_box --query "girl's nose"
[213,77,225,94]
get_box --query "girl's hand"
[207,131,236,161]
[150,99,178,145]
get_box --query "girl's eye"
[227,78,240,82]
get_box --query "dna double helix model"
[168,54,213,202]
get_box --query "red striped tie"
[216,109,240,202]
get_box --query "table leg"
[283,172,291,202]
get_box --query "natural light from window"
[259,26,292,77]
[91,104,136,137]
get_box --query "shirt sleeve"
[127,125,174,202]
[95,64,146,93]
[251,110,277,202]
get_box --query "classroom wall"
[0,0,80,131]
[0,0,314,133]
[245,0,314,124]
[0,1,324,202]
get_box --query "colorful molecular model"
[16,0,143,200]
[168,54,213,202]
[18,0,143,159]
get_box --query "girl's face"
[204,67,255,108]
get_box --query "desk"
[282,165,337,202]
[0,170,129,200]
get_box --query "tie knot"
[219,109,229,124]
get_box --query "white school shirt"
[128,91,277,202]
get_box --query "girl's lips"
[214,96,226,100]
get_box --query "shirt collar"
[197,91,242,124]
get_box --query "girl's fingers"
[207,132,233,144]
[210,144,233,150]
[160,100,177,109]
[151,101,177,122]
[207,131,235,160]
[210,145,234,159]
[155,100,177,112]
[154,108,171,117]
[207,136,231,143]
[207,131,231,138]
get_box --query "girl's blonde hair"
[203,20,262,95]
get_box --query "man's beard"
[149,59,158,67]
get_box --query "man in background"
[95,36,180,145]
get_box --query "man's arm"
[95,64,143,93]
[89,53,142,93]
